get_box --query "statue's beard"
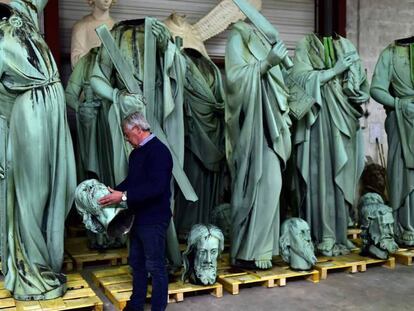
[292,242,317,266]
[194,266,217,285]
[378,236,398,253]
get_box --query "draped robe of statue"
[371,42,414,246]
[174,49,226,236]
[291,34,368,256]
[225,21,291,265]
[0,0,76,300]
[90,19,185,268]
[66,48,115,186]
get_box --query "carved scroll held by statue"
[182,224,224,285]
[0,0,76,300]
[71,0,117,67]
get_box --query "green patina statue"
[182,224,224,285]
[290,34,369,256]
[173,47,227,237]
[74,179,133,240]
[359,193,399,259]
[90,18,187,269]
[370,38,414,246]
[280,218,317,271]
[66,48,128,250]
[0,0,76,300]
[225,19,291,269]
[66,47,115,186]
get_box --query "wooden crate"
[394,248,414,266]
[92,266,222,310]
[347,228,362,239]
[65,237,128,270]
[0,273,103,311]
[217,265,319,295]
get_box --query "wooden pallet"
[394,248,414,265]
[92,266,222,310]
[347,228,362,239]
[315,253,395,280]
[217,265,319,295]
[65,237,128,270]
[0,273,103,311]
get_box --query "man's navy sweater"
[115,137,173,225]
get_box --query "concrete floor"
[1,263,413,310]
[78,263,414,311]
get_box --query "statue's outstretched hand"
[152,20,171,52]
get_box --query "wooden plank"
[347,228,362,239]
[394,248,414,266]
[0,273,103,311]
[38,298,66,311]
[218,266,319,295]
[14,301,42,310]
[65,237,128,271]
[0,297,16,309]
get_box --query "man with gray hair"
[99,111,173,311]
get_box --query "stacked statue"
[164,13,227,237]
[0,0,76,300]
[370,37,414,246]
[280,218,317,271]
[358,193,398,259]
[225,1,291,269]
[290,33,369,256]
[182,224,224,285]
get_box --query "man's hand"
[99,187,123,207]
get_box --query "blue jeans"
[128,221,169,311]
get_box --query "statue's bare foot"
[254,259,272,269]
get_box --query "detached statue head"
[359,193,398,259]
[74,179,134,237]
[182,224,224,285]
[280,218,317,270]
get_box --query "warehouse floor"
[78,262,414,311]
